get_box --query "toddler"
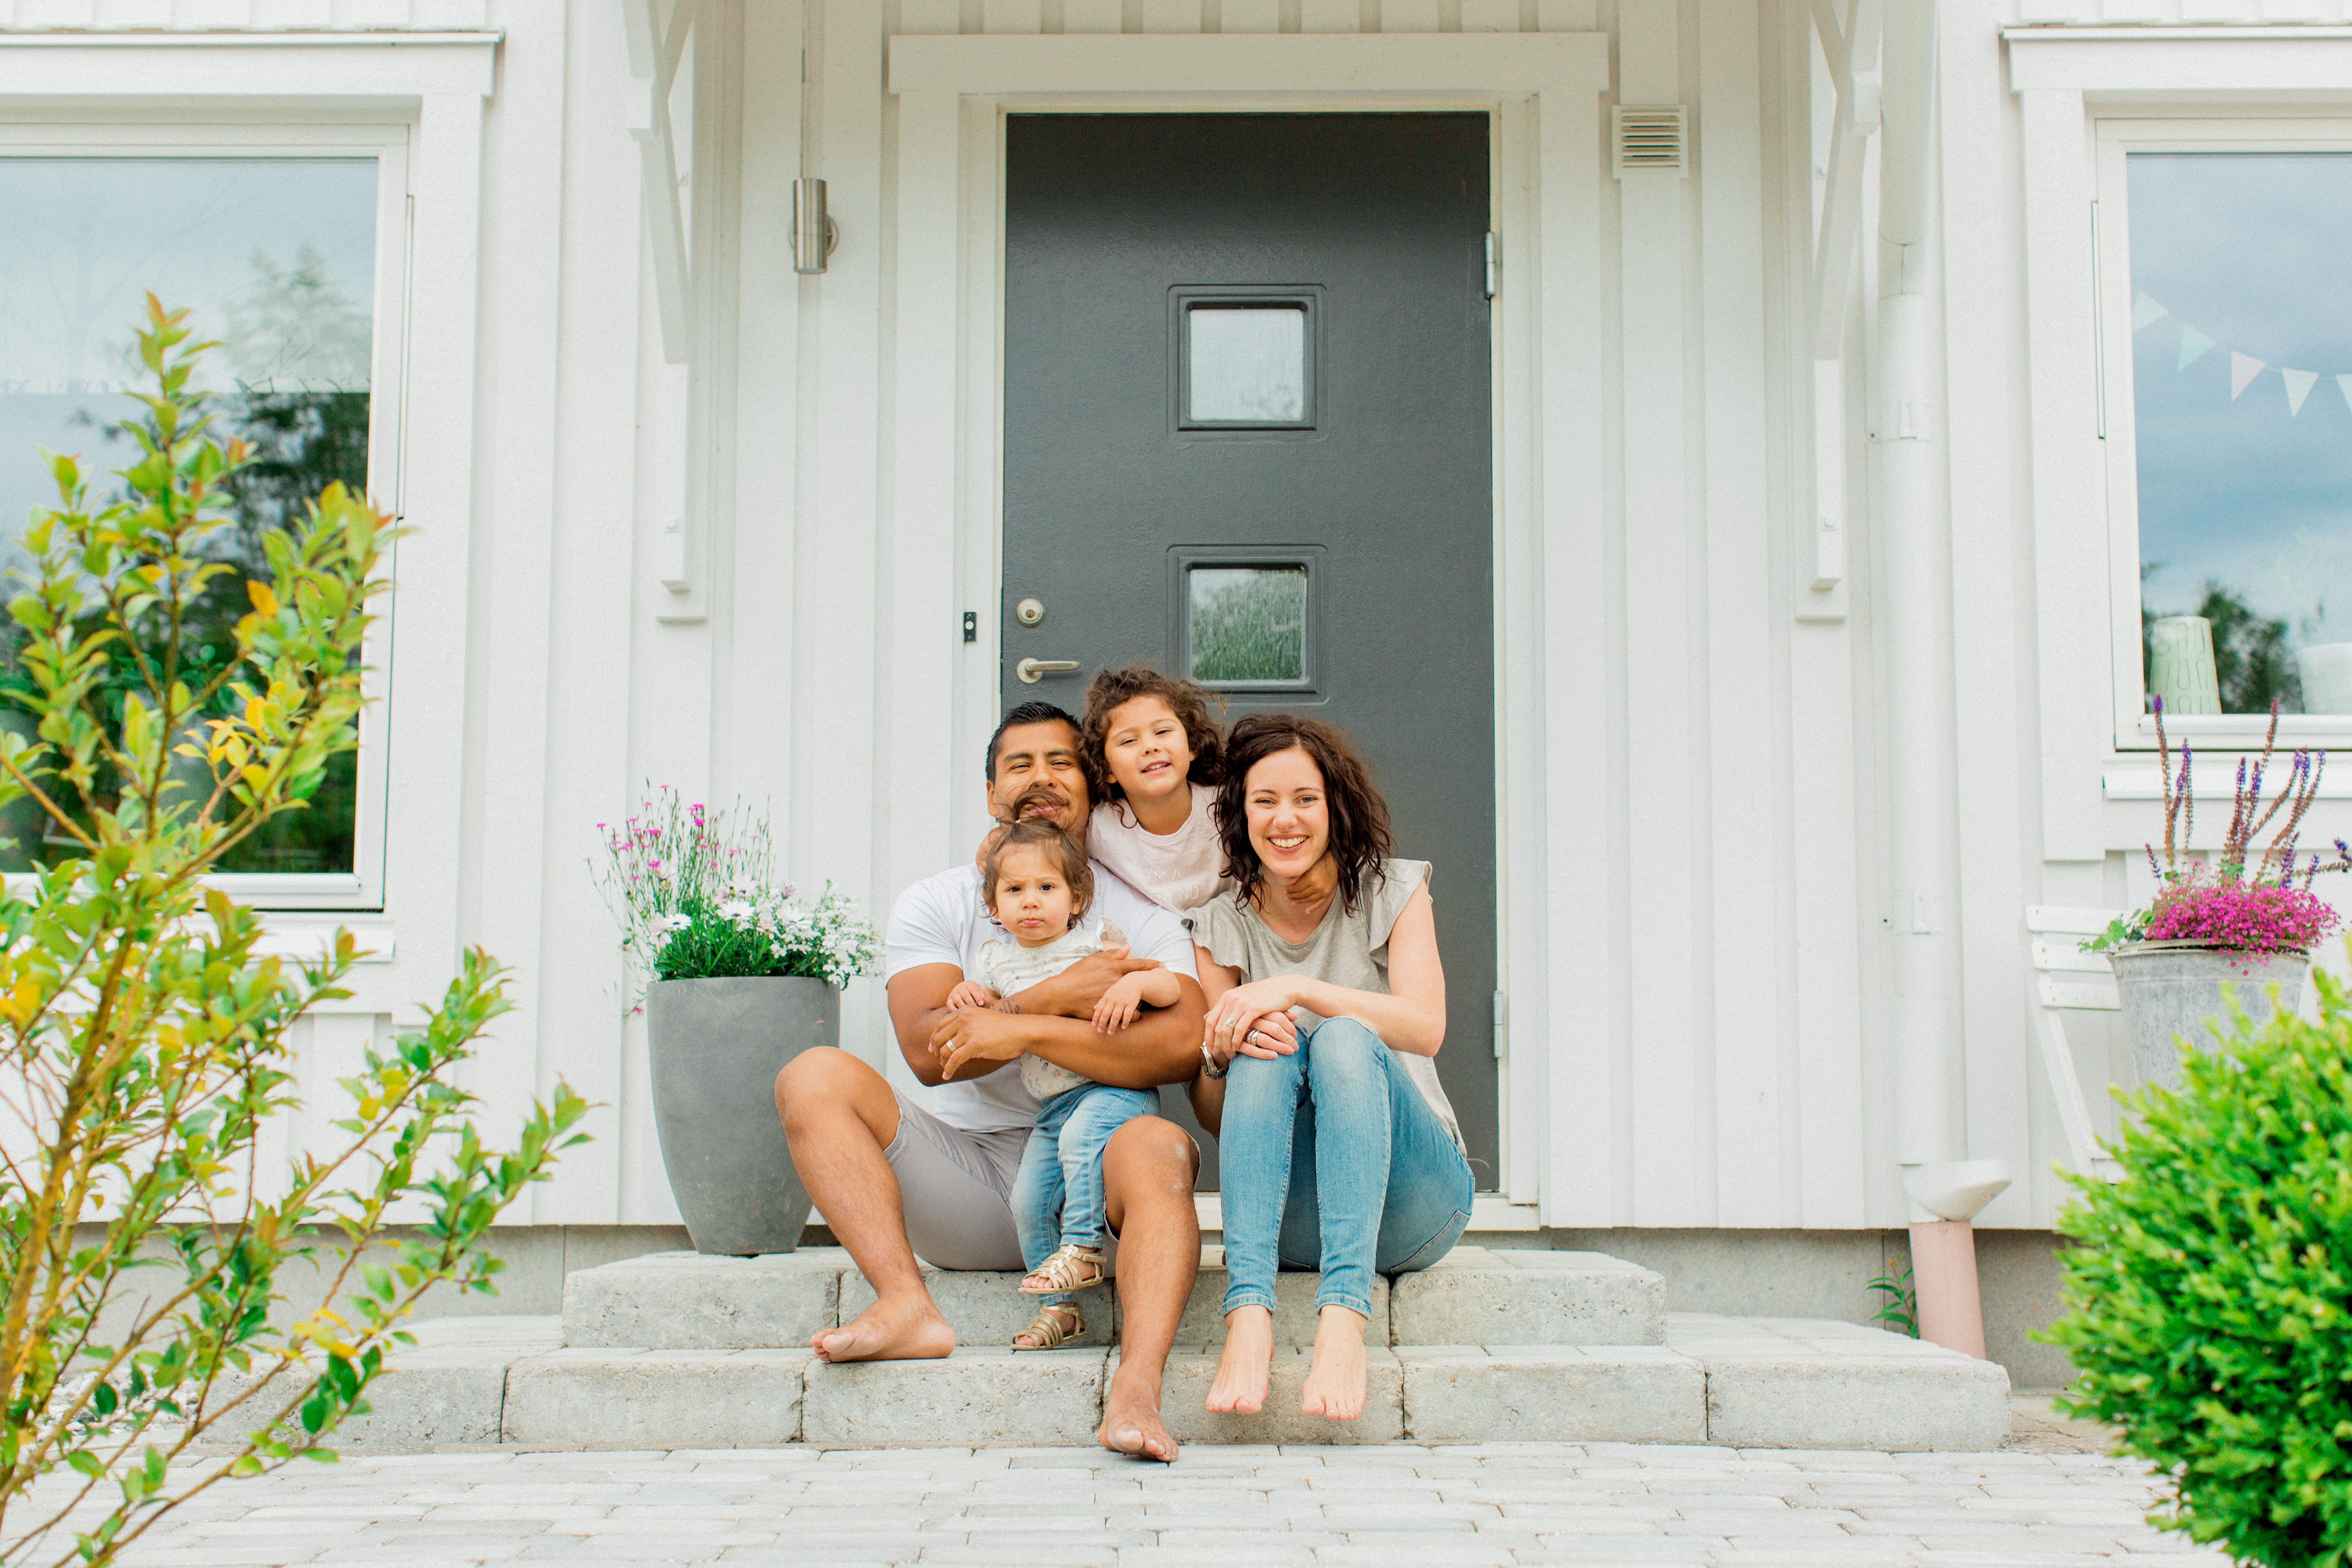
[948,820,1180,1350]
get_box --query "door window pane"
[0,157,378,871]
[1187,306,1306,423]
[1189,565,1307,683]
[2128,152,2352,716]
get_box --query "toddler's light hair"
[981,820,1094,921]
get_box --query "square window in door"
[1171,287,1321,431]
[1170,546,1325,693]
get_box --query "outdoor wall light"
[792,177,839,275]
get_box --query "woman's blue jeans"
[1217,1017,1475,1321]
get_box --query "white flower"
[718,900,756,925]
[655,912,693,935]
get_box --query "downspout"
[1873,0,2010,1356]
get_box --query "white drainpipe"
[1872,0,2009,1355]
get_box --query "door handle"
[1016,658,1082,684]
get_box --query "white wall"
[19,0,2348,1235]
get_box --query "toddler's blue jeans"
[1011,1082,1158,1298]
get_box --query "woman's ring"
[1248,1029,1262,1044]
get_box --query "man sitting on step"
[772,701,1208,1464]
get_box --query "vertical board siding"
[1698,0,1790,1226]
[6,0,2237,1231]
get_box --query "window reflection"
[2129,152,2352,716]
[1187,306,1306,424]
[0,157,377,871]
[1189,565,1307,684]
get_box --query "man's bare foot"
[1206,1305,1274,1414]
[1300,1304,1368,1421]
[1099,1370,1179,1463]
[810,1292,956,1363]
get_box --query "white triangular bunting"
[2133,292,2169,331]
[2231,352,2267,399]
[2285,368,2318,416]
[2179,328,2215,370]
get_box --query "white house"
[5,0,2345,1384]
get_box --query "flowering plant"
[590,788,879,993]
[2089,699,2352,955]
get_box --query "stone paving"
[4,1404,2226,1568]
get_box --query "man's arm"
[933,976,1206,1090]
[887,964,1011,1088]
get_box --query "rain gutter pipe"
[1872,0,2010,1356]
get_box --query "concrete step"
[309,1310,2011,1452]
[560,1245,1667,1352]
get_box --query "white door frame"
[882,33,1609,1224]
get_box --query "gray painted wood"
[1003,114,1499,1183]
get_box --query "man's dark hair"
[986,701,1080,781]
[1214,712,1393,915]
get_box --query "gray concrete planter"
[2110,942,2310,1093]
[646,975,836,1255]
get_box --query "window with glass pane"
[1187,306,1307,424]
[1189,565,1307,684]
[0,157,377,873]
[2128,152,2352,718]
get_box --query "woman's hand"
[1205,976,1301,1059]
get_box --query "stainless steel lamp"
[792,177,839,275]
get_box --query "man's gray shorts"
[884,1090,1194,1271]
[885,1091,1032,1270]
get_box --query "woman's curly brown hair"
[1214,713,1392,915]
[1079,664,1225,816]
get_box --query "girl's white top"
[978,916,1128,1100]
[1086,783,1233,915]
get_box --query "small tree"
[0,299,586,1568]
[2044,960,2352,1567]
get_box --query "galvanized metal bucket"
[2108,942,2310,1094]
[646,975,836,1255]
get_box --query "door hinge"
[1491,990,1507,1060]
[1484,233,1499,301]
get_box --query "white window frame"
[2007,29,2352,858]
[2094,115,2352,754]
[0,32,492,1011]
[0,121,410,909]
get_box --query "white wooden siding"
[18,0,2352,1233]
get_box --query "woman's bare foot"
[1099,1367,1180,1462]
[810,1291,956,1363]
[1206,1305,1274,1414]
[1300,1304,1369,1420]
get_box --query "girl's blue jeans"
[1011,1082,1157,1297]
[1217,1017,1475,1321]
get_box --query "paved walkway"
[7,1420,2222,1568]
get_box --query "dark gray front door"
[1002,112,1498,1187]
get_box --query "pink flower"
[2141,873,2339,955]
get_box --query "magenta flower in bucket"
[2089,698,2352,958]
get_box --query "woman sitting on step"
[1186,713,1473,1421]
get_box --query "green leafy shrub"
[0,300,588,1568]
[2043,957,2352,1567]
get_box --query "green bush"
[2043,957,2352,1567]
[0,301,587,1568]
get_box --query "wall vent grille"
[1613,106,1689,177]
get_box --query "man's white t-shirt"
[884,860,1200,1133]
